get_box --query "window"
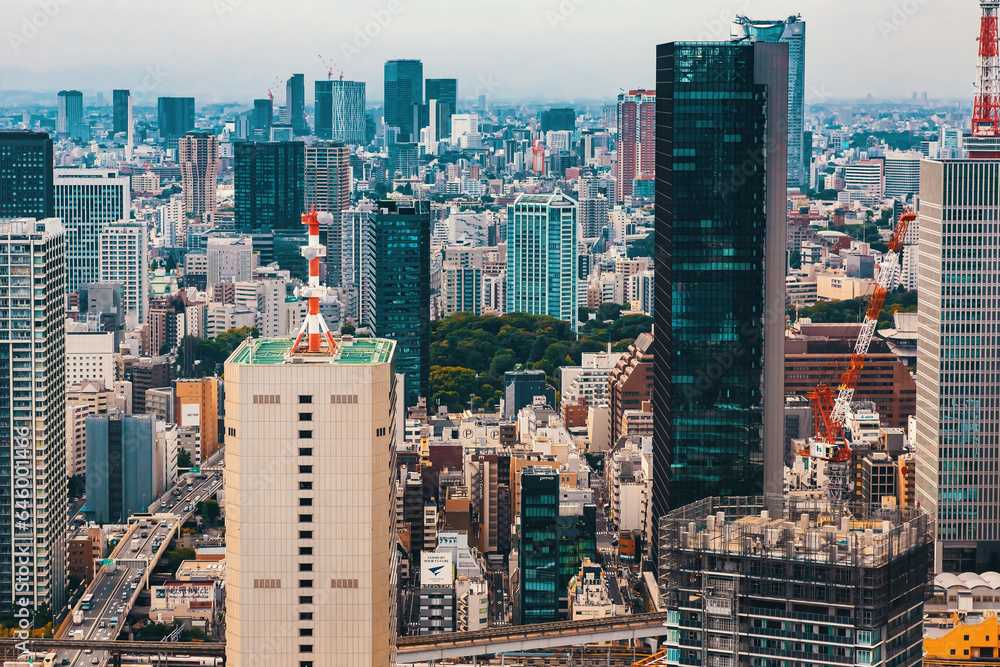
[299,413,312,421]
[299,645,312,653]
[299,514,313,523]
[298,597,312,605]
[299,465,312,474]
[299,498,313,507]
[299,563,313,572]
[299,612,313,621]
[299,448,312,457]
[299,395,312,404]
[299,580,313,588]
[300,662,313,667]
[300,628,313,637]
[299,482,312,490]
[298,430,313,439]
[299,531,313,539]
[299,547,313,556]
[376,427,386,437]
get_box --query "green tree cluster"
[429,311,652,412]
[176,327,258,377]
[788,288,916,330]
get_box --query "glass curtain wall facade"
[234,141,305,234]
[330,81,367,146]
[425,78,457,139]
[519,468,559,624]
[384,60,423,142]
[0,131,54,219]
[652,41,788,565]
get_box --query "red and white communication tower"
[973,1,1000,137]
[291,208,338,354]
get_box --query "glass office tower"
[519,467,560,624]
[652,41,788,564]
[384,59,423,142]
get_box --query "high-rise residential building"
[608,333,654,445]
[175,377,220,462]
[577,175,609,239]
[364,200,430,407]
[384,59,424,142]
[0,218,67,617]
[112,89,131,135]
[223,335,399,667]
[53,168,131,294]
[734,15,807,189]
[884,149,923,201]
[315,80,367,145]
[304,140,351,281]
[615,91,655,203]
[285,73,308,135]
[99,220,149,326]
[84,413,156,523]
[916,158,1000,572]
[657,496,932,667]
[252,98,273,140]
[178,131,220,218]
[340,201,375,320]
[234,141,305,233]
[652,40,788,559]
[157,97,196,140]
[506,191,579,331]
[57,90,85,140]
[425,78,457,139]
[0,130,54,219]
[540,107,576,134]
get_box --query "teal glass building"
[234,141,305,234]
[85,413,156,524]
[519,467,560,624]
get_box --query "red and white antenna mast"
[974,1,1000,137]
[291,208,338,354]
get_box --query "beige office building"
[224,336,399,667]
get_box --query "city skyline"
[1,0,982,104]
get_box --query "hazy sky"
[1,0,980,106]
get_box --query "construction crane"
[267,75,283,103]
[318,55,344,81]
[800,210,916,503]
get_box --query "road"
[53,450,225,667]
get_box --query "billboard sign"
[421,551,454,586]
[181,403,200,428]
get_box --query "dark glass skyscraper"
[519,467,560,624]
[57,90,84,140]
[425,78,457,139]
[0,131,53,219]
[364,199,430,407]
[112,89,130,135]
[157,97,195,139]
[315,80,334,139]
[234,141,305,234]
[384,59,423,142]
[540,107,576,134]
[651,41,788,563]
[252,98,273,140]
[285,73,308,135]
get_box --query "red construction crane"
[318,55,344,81]
[800,210,915,500]
[974,1,1000,137]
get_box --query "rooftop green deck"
[228,337,395,366]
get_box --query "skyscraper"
[425,78,457,139]
[506,191,579,331]
[0,130,53,219]
[99,220,149,326]
[234,141,305,233]
[328,80,367,145]
[304,140,351,283]
[519,467,560,624]
[285,73,308,135]
[178,131,220,219]
[112,89,131,135]
[223,335,399,667]
[734,15,807,189]
[916,158,1000,572]
[652,41,788,555]
[314,80,334,140]
[252,98,273,140]
[0,218,67,617]
[57,90,84,140]
[615,90,655,203]
[540,107,576,134]
[157,97,195,139]
[84,413,157,523]
[384,59,423,142]
[53,168,131,293]
[364,200,430,407]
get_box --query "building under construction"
[658,496,932,667]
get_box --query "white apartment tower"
[0,219,68,617]
[53,168,131,293]
[916,158,1000,572]
[224,336,399,667]
[99,220,149,326]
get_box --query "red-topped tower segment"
[291,208,338,354]
[974,1,1000,137]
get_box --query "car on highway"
[84,649,92,654]
[99,620,106,628]
[92,658,99,665]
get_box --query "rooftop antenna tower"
[291,208,338,354]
